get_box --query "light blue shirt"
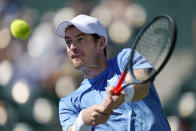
[59,49,170,131]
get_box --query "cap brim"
[55,20,72,38]
[56,20,96,38]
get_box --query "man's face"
[64,26,99,70]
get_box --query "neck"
[82,55,107,79]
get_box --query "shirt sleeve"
[59,98,79,131]
[117,48,153,72]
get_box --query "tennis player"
[55,14,170,131]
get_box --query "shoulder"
[117,48,132,57]
[115,48,132,72]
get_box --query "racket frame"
[112,15,177,95]
[129,15,177,84]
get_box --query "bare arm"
[66,68,151,130]
[102,86,126,112]
[82,104,113,126]
[125,68,152,102]
[101,68,152,114]
[67,104,113,131]
[67,126,72,131]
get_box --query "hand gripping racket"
[112,15,177,95]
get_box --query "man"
[55,14,170,131]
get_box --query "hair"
[91,34,107,57]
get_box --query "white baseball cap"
[55,14,108,45]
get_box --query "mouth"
[71,55,81,59]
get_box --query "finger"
[94,104,107,112]
[121,90,126,95]
[119,91,126,98]
[102,97,111,107]
[107,86,114,91]
[106,86,114,96]
[93,113,111,125]
[96,104,113,114]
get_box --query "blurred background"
[0,0,196,131]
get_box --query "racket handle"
[112,85,123,95]
[112,70,126,95]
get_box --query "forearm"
[67,126,72,131]
[123,81,151,102]
[68,110,91,131]
[124,68,152,102]
[132,81,151,101]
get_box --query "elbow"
[141,81,151,98]
[143,83,150,98]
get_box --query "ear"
[97,36,106,50]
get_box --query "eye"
[77,37,85,42]
[65,39,72,46]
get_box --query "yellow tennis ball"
[10,19,31,39]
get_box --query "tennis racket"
[112,15,177,95]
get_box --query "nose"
[69,42,78,52]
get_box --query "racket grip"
[112,70,126,95]
[112,85,123,95]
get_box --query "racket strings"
[136,18,173,70]
[113,15,176,94]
